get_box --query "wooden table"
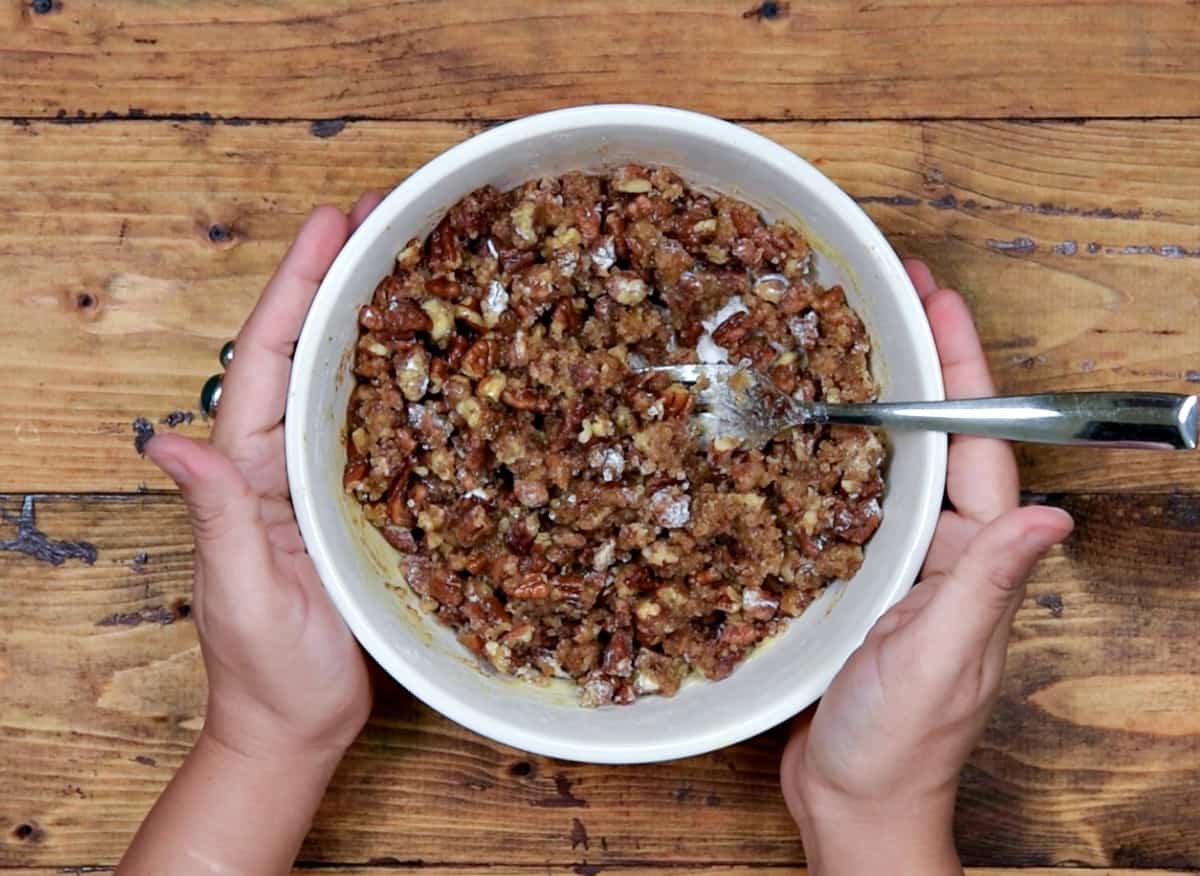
[2,2,1198,873]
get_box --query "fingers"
[212,205,351,453]
[905,260,1019,523]
[350,191,385,229]
[919,505,1074,660]
[866,576,941,641]
[902,258,937,300]
[921,510,978,577]
[145,434,282,597]
[923,288,996,399]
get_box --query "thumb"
[145,433,264,547]
[923,505,1074,656]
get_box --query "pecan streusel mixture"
[343,165,884,706]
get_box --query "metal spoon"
[640,364,1198,451]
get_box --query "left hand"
[146,195,383,762]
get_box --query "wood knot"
[12,822,42,842]
[744,0,788,19]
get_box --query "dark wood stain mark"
[117,218,128,246]
[1104,244,1200,258]
[0,496,97,566]
[1185,370,1200,384]
[132,417,155,455]
[532,772,588,808]
[743,0,789,20]
[855,194,920,206]
[132,755,157,767]
[310,118,348,138]
[983,335,1037,351]
[1010,354,1046,370]
[1056,492,1200,594]
[159,410,195,428]
[572,864,603,876]
[362,857,424,867]
[986,237,1036,254]
[1021,202,1143,220]
[130,551,149,572]
[570,816,590,850]
[509,760,533,777]
[929,193,957,210]
[96,606,175,627]
[705,793,722,806]
[672,786,692,802]
[1087,241,1101,253]
[1053,240,1078,256]
[1090,327,1183,336]
[1035,593,1064,617]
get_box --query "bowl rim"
[285,103,947,763]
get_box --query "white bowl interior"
[286,105,946,763]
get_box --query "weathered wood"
[1,492,1197,869]
[4,864,1185,868]
[1,119,1197,494]
[3,1,1200,121]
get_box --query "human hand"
[778,260,1074,874]
[146,196,383,763]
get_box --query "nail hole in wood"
[32,0,55,14]
[76,292,96,309]
[510,761,532,777]
[13,824,34,840]
[208,224,233,243]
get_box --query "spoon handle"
[809,393,1198,450]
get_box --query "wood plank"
[2,1,1200,121]
[1,119,1197,493]
[4,864,1185,868]
[1,492,1197,869]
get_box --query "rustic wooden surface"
[1,1,1198,873]
[3,0,1200,120]
[2,493,1197,870]
[3,870,1190,876]
[2,120,1197,494]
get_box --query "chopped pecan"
[345,165,881,706]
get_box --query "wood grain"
[1,119,1197,494]
[2,492,1197,869]
[3,1,1200,121]
[7,864,1190,868]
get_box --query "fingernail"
[1043,506,1075,527]
[1023,524,1070,553]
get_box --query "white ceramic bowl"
[286,104,946,764]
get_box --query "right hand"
[779,260,1074,874]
